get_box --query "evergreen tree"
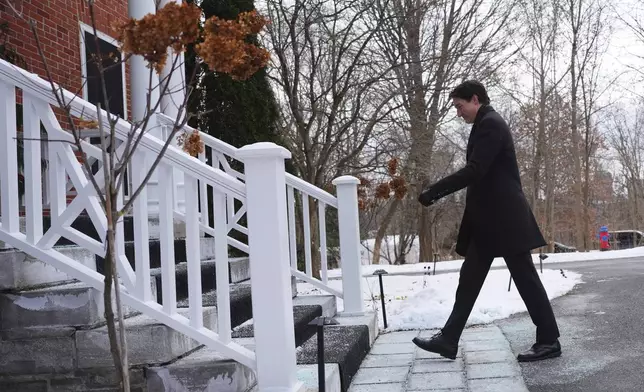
[197,0,282,149]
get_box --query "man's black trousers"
[441,245,560,344]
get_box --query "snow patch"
[298,268,582,331]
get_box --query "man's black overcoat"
[419,105,546,257]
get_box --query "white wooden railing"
[0,57,363,392]
[158,113,365,314]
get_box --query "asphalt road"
[496,257,644,392]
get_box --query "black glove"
[418,189,435,207]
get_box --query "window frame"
[78,22,128,119]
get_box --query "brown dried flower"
[375,183,391,199]
[177,129,204,157]
[387,157,399,176]
[115,2,202,73]
[196,10,270,80]
[389,176,407,199]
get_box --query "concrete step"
[0,247,95,290]
[1,232,229,292]
[0,326,77,376]
[0,282,138,331]
[0,365,148,391]
[12,215,182,246]
[147,346,341,392]
[151,257,250,304]
[232,295,337,348]
[95,236,220,273]
[177,283,254,327]
[145,306,373,392]
[74,281,262,368]
[75,306,219,368]
[296,312,379,392]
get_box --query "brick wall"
[0,0,132,116]
[1,1,137,212]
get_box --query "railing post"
[332,175,365,315]
[237,142,302,392]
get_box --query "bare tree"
[609,104,644,233]
[562,0,608,250]
[614,0,644,81]
[517,0,568,221]
[265,0,400,276]
[367,0,518,263]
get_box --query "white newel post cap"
[332,175,360,186]
[237,142,292,160]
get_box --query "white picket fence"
[0,58,364,391]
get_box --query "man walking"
[414,80,561,362]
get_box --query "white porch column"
[237,142,302,392]
[333,175,365,315]
[128,0,161,215]
[159,0,186,214]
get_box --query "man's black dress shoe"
[412,331,458,360]
[517,340,562,362]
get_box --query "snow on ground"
[328,245,644,278]
[298,268,583,331]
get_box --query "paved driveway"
[497,257,644,391]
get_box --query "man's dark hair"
[449,80,490,105]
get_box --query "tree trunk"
[417,1,455,262]
[309,198,321,279]
[418,206,433,263]
[104,192,130,391]
[372,199,401,265]
[531,75,547,212]
[570,36,585,251]
[582,152,591,249]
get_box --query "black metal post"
[309,316,338,392]
[508,275,512,292]
[378,274,387,328]
[433,253,438,276]
[317,322,325,392]
[539,253,548,274]
[373,269,388,329]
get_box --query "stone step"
[13,215,183,246]
[0,326,77,376]
[0,282,139,331]
[232,295,337,348]
[147,346,341,392]
[296,312,379,392]
[75,306,219,369]
[95,236,220,273]
[0,236,247,292]
[150,257,250,304]
[76,295,335,370]
[145,308,374,392]
[74,282,259,369]
[0,247,95,290]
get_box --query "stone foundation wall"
[0,368,147,392]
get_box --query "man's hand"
[418,189,435,207]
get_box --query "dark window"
[84,31,124,118]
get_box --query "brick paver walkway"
[348,325,529,392]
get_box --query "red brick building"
[2,0,187,214]
[0,0,132,118]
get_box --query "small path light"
[539,253,548,273]
[373,269,389,329]
[308,316,338,392]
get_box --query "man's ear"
[471,95,480,105]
